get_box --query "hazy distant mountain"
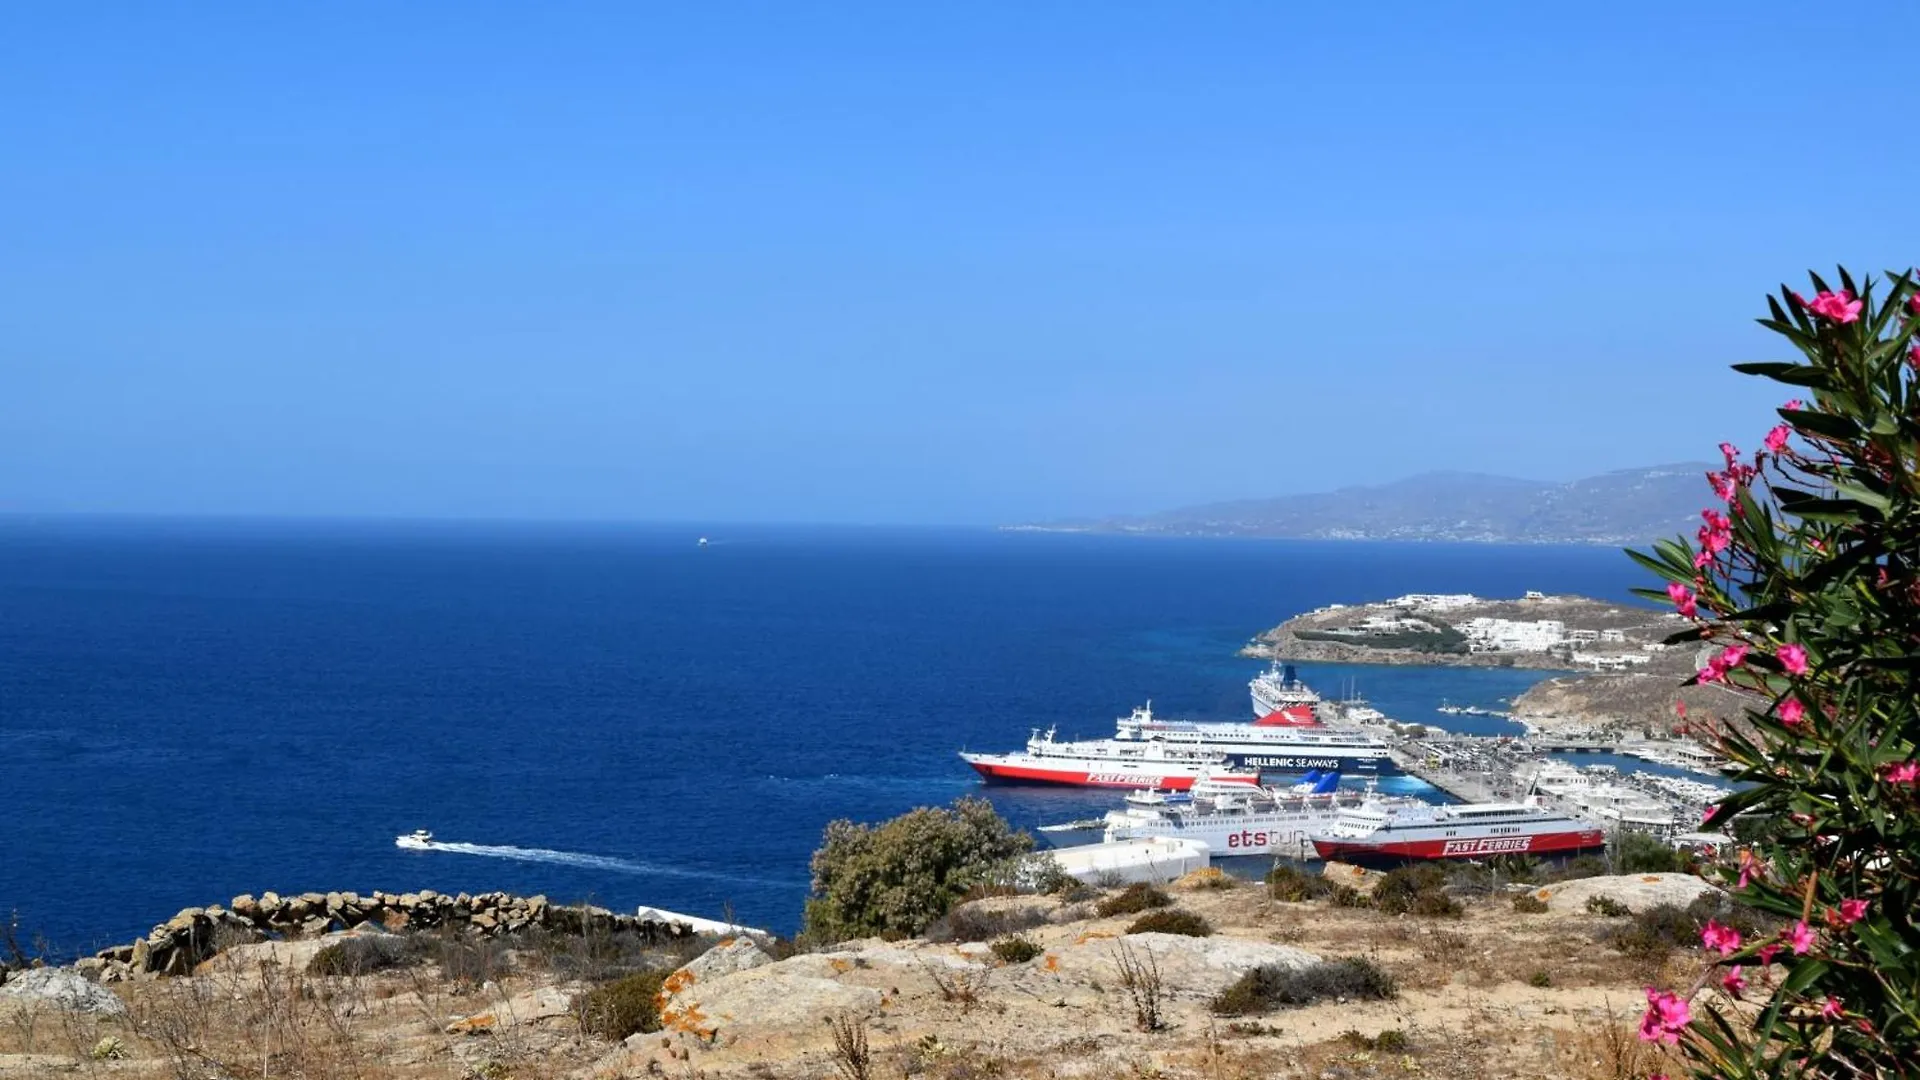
[1013,464,1715,544]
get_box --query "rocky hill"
[1016,464,1713,544]
[0,872,1723,1080]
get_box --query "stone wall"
[80,889,695,982]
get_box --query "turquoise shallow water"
[0,520,1647,948]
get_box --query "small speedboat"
[395,829,434,849]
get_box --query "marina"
[990,662,1736,867]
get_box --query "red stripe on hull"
[1311,829,1607,862]
[967,761,1203,790]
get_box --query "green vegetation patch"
[1125,909,1212,937]
[1210,957,1398,1015]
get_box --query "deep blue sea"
[0,519,1647,952]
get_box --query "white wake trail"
[402,840,799,887]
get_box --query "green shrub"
[1341,1029,1412,1053]
[802,798,1034,943]
[928,900,1050,945]
[1511,893,1549,914]
[1125,909,1212,937]
[1209,957,1397,1015]
[988,935,1042,964]
[306,935,416,976]
[1552,855,1609,882]
[1328,884,1371,908]
[1373,864,1454,916]
[1095,883,1170,918]
[1266,865,1332,902]
[1601,902,1699,960]
[1613,831,1680,874]
[575,970,666,1040]
[1584,895,1631,918]
[1527,970,1553,988]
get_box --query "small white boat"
[396,829,434,849]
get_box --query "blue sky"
[4,3,1916,524]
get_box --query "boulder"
[1533,873,1720,915]
[1050,933,1322,997]
[0,968,128,1016]
[661,968,881,1039]
[675,938,773,984]
[446,986,574,1034]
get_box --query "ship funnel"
[1312,771,1342,794]
[1282,663,1298,684]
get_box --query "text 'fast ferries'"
[1439,836,1533,856]
[1088,774,1163,786]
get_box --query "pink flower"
[1778,697,1806,727]
[1701,919,1742,956]
[1718,442,1740,468]
[1834,898,1867,926]
[1786,920,1815,955]
[1820,996,1844,1021]
[1692,550,1713,570]
[1784,398,1804,411]
[1737,849,1764,889]
[1667,582,1698,619]
[1708,470,1738,501]
[1700,644,1748,685]
[1778,644,1809,676]
[1909,344,1920,370]
[1909,294,1920,316]
[1756,943,1781,965]
[1698,509,1733,554]
[1764,424,1791,454]
[1884,760,1920,785]
[1638,987,1692,1044]
[1807,290,1863,323]
[1700,803,1716,825]
[1721,966,1746,996]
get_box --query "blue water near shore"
[1,519,1648,950]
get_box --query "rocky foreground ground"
[0,868,1724,1080]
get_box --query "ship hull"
[1310,828,1607,867]
[1212,748,1395,774]
[965,759,1218,790]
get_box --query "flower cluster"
[1640,987,1692,1045]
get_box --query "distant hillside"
[1014,464,1714,544]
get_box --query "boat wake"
[400,840,798,887]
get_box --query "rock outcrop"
[89,890,698,983]
[0,967,129,1016]
[1531,872,1721,914]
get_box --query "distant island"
[1008,463,1714,544]
[1246,591,1748,733]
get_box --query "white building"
[1385,593,1481,613]
[1600,629,1627,643]
[1455,617,1567,652]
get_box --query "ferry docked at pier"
[1108,703,1396,774]
[1102,771,1419,858]
[1249,660,1322,721]
[1308,798,1605,865]
[960,729,1262,790]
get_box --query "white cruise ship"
[1108,703,1396,773]
[1249,660,1322,721]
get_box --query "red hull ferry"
[1309,797,1605,866]
[960,726,1260,790]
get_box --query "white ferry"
[1102,771,1418,858]
[960,729,1262,790]
[1309,798,1605,866]
[1108,702,1396,773]
[1249,660,1322,721]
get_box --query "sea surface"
[1,519,1653,951]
